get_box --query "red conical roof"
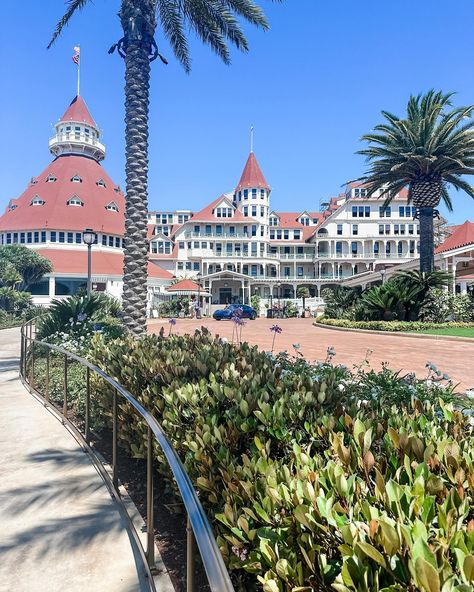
[59,96,97,128]
[236,152,270,192]
[436,220,474,253]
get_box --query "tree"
[357,90,474,273]
[49,0,280,336]
[296,286,310,311]
[0,246,52,291]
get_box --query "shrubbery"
[315,317,474,333]
[85,328,474,591]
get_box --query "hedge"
[315,317,474,333]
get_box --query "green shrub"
[315,317,474,333]
[86,329,474,591]
[420,288,474,323]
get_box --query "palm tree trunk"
[121,6,154,336]
[418,207,434,273]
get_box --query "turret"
[49,96,105,161]
[234,152,271,227]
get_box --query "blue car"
[213,304,257,321]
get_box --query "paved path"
[0,328,151,592]
[148,318,474,391]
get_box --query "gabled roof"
[435,220,474,253]
[189,195,256,223]
[35,248,173,280]
[167,279,201,292]
[236,152,270,192]
[0,154,125,234]
[59,96,97,128]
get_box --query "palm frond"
[48,0,91,48]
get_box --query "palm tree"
[296,286,310,312]
[49,0,280,335]
[357,90,474,273]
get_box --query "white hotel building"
[147,152,421,304]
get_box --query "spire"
[59,96,96,127]
[236,152,270,192]
[50,95,104,162]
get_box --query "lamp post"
[380,268,386,285]
[276,282,281,313]
[82,228,97,296]
[196,271,202,317]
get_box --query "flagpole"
[77,45,81,96]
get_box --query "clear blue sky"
[1,0,474,223]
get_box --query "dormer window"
[31,195,45,206]
[67,195,84,207]
[30,177,38,185]
[9,204,17,211]
[269,217,279,227]
[105,201,119,212]
[96,179,106,188]
[215,207,233,218]
[71,175,82,183]
[46,174,57,183]
[114,186,121,193]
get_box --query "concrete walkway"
[149,318,474,391]
[0,328,151,592]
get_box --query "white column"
[48,276,55,300]
[460,281,468,295]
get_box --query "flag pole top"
[250,125,254,153]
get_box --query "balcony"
[185,232,250,239]
[278,253,315,260]
[317,252,417,259]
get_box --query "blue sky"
[1,0,474,223]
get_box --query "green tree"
[0,246,52,291]
[296,286,310,311]
[357,90,474,273]
[50,0,280,335]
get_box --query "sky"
[1,0,474,224]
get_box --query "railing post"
[112,389,118,490]
[20,326,24,379]
[146,426,155,568]
[63,354,68,418]
[187,515,196,592]
[29,340,35,390]
[45,349,50,402]
[85,366,91,444]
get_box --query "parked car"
[213,304,257,320]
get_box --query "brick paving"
[148,318,474,391]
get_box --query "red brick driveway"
[148,318,474,391]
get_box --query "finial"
[250,125,254,153]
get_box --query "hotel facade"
[1,93,473,308]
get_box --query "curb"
[313,323,474,344]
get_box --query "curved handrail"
[20,321,234,592]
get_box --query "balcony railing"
[317,252,417,259]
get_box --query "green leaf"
[356,542,387,568]
[414,557,440,592]
[463,555,474,583]
[413,538,437,571]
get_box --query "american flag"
[72,46,80,65]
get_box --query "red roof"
[167,279,201,292]
[236,152,270,192]
[189,196,255,223]
[59,96,97,128]
[35,248,173,280]
[436,220,474,253]
[0,155,125,234]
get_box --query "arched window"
[46,174,57,183]
[67,195,84,207]
[96,179,106,188]
[317,228,328,236]
[105,202,119,212]
[30,195,45,206]
[71,175,82,183]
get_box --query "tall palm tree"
[49,0,280,335]
[357,90,474,273]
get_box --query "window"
[50,231,57,243]
[365,206,371,217]
[283,230,289,240]
[27,232,32,244]
[201,242,207,249]
[59,232,65,243]
[105,202,119,212]
[194,225,200,233]
[284,266,290,277]
[270,230,275,239]
[336,241,343,254]
[243,206,248,216]
[46,174,57,183]
[398,242,403,255]
[408,224,414,235]
[243,189,248,198]
[260,206,265,216]
[67,196,84,206]
[394,224,400,235]
[41,231,46,242]
[205,225,211,235]
[399,206,416,218]
[30,177,38,185]
[409,240,416,254]
[108,236,114,247]
[337,224,343,235]
[379,206,391,217]
[179,242,185,249]
[251,206,257,217]
[252,189,257,199]
[374,241,380,254]
[352,206,358,217]
[102,235,107,246]
[354,187,368,197]
[260,189,265,198]
[301,217,310,226]
[115,237,120,248]
[297,266,304,277]
[251,225,257,237]
[229,226,235,236]
[76,233,82,243]
[67,232,74,244]
[216,225,222,235]
[13,233,18,244]
[114,186,122,193]
[31,195,45,206]
[400,224,406,235]
[193,262,200,271]
[185,262,192,271]
[34,231,39,243]
[276,230,282,240]
[71,175,82,183]
[96,179,106,187]
[270,217,278,226]
[194,242,199,248]
[352,224,358,235]
[386,242,391,254]
[177,262,184,270]
[20,232,25,244]
[351,241,358,254]
[294,230,301,240]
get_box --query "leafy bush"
[87,329,474,591]
[420,288,474,323]
[0,245,52,291]
[315,317,474,333]
[37,292,123,343]
[322,286,360,319]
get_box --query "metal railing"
[19,320,234,592]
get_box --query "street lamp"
[82,228,97,296]
[276,281,281,312]
[196,271,202,318]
